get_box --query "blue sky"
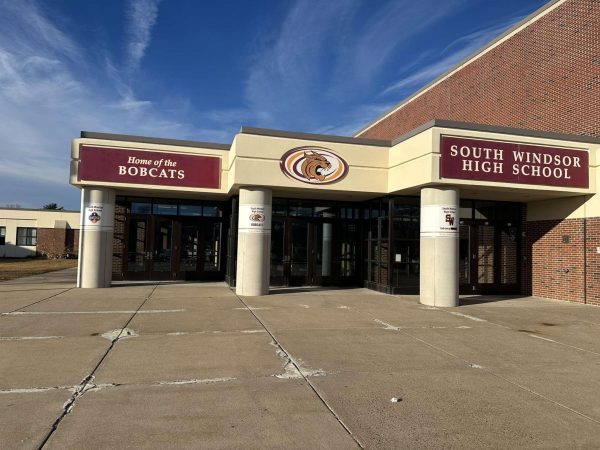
[0,0,548,210]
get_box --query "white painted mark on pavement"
[0,336,63,341]
[155,377,236,386]
[2,309,185,316]
[0,385,76,394]
[448,311,487,322]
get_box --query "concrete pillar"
[236,187,272,296]
[419,187,459,307]
[77,187,115,288]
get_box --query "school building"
[70,0,600,306]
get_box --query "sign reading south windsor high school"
[78,146,221,189]
[440,136,589,188]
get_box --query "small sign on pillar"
[238,204,272,234]
[420,204,458,237]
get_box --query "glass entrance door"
[459,222,519,294]
[270,219,335,287]
[179,220,224,280]
[126,216,149,279]
[125,216,178,280]
[150,218,176,280]
[124,217,224,281]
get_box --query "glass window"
[0,226,5,245]
[474,201,495,220]
[370,201,380,218]
[289,200,313,217]
[314,203,336,218]
[16,227,37,246]
[460,200,473,220]
[273,199,287,217]
[495,203,521,222]
[153,202,178,215]
[202,204,222,217]
[131,200,152,214]
[380,217,389,239]
[179,204,202,216]
[380,198,390,218]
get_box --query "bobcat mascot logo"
[301,151,331,182]
[280,147,349,185]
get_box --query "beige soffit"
[355,0,567,137]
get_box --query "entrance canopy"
[71,119,597,204]
[70,120,600,306]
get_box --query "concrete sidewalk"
[1,269,600,448]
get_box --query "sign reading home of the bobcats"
[280,147,349,185]
[78,146,221,189]
[440,136,589,188]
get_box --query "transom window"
[16,227,37,246]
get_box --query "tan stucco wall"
[229,133,388,195]
[70,126,600,212]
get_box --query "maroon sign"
[78,146,221,189]
[440,136,588,188]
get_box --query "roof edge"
[240,126,390,147]
[0,207,80,213]
[391,119,600,146]
[80,131,231,151]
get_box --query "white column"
[419,187,459,307]
[236,187,272,296]
[78,187,115,288]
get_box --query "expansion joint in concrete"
[233,293,364,449]
[2,287,75,315]
[36,284,159,449]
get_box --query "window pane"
[474,201,495,220]
[179,204,202,216]
[131,201,151,214]
[202,205,222,217]
[153,203,178,215]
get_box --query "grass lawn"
[0,257,78,282]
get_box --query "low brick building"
[0,208,80,258]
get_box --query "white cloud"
[0,0,227,208]
[125,0,161,72]
[381,19,522,96]
[243,0,466,132]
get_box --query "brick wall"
[524,217,600,306]
[359,0,600,140]
[36,228,79,258]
